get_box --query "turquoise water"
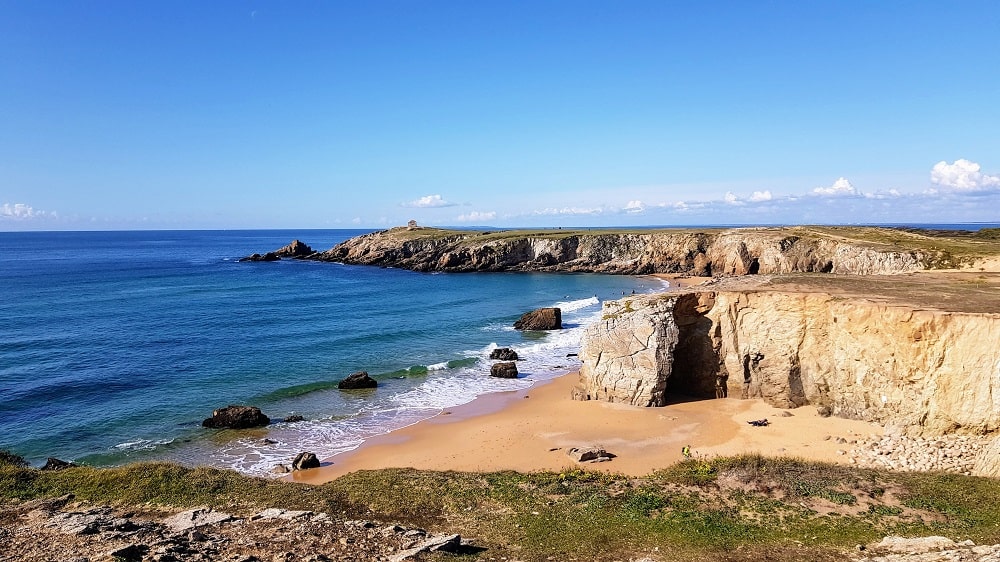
[0,230,656,475]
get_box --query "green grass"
[4,451,1000,561]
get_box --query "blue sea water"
[0,230,657,475]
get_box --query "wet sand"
[291,372,884,484]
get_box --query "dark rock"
[338,371,378,390]
[513,307,562,330]
[490,362,518,378]
[283,414,305,423]
[108,544,148,562]
[41,457,77,471]
[202,405,270,429]
[489,347,519,361]
[238,252,280,262]
[271,464,290,474]
[291,452,320,471]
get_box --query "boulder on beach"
[292,452,320,471]
[489,347,519,361]
[338,371,378,390]
[566,447,616,463]
[513,307,562,330]
[284,414,305,423]
[202,405,270,429]
[490,362,518,378]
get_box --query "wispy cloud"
[402,194,457,208]
[749,190,772,202]
[532,206,606,216]
[930,159,1000,192]
[456,210,496,222]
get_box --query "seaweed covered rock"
[338,371,378,390]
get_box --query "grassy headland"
[4,452,1000,561]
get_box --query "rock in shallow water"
[513,307,562,330]
[338,371,378,390]
[490,362,518,378]
[202,405,270,429]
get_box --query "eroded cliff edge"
[308,225,1000,275]
[575,284,1000,437]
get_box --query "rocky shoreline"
[239,225,984,275]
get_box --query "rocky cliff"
[576,290,1000,437]
[311,226,935,275]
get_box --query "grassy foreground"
[3,453,1000,561]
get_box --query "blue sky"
[2,1,999,230]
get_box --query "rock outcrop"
[514,307,562,330]
[338,371,378,390]
[202,405,270,429]
[305,226,940,275]
[239,239,315,262]
[489,347,519,361]
[490,362,518,378]
[577,291,1000,436]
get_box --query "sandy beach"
[291,371,884,484]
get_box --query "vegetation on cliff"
[4,452,1000,561]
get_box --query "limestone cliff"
[576,291,1000,436]
[314,227,932,276]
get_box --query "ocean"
[0,230,656,476]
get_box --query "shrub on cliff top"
[0,449,29,468]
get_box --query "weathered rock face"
[310,226,930,275]
[490,362,519,378]
[274,239,315,258]
[574,296,679,406]
[338,371,378,390]
[514,308,562,330]
[489,347,519,361]
[577,291,1000,436]
[202,405,270,429]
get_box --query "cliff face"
[316,227,926,276]
[577,291,1000,436]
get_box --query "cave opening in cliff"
[665,294,723,400]
[747,258,760,275]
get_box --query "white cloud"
[533,206,605,216]
[723,192,742,205]
[813,177,857,196]
[351,217,362,224]
[1,202,53,220]
[403,194,456,208]
[456,211,496,222]
[930,159,1000,191]
[749,190,772,202]
[625,200,645,213]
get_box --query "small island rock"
[239,252,280,262]
[513,307,562,330]
[274,239,314,258]
[338,371,378,390]
[490,362,519,378]
[202,405,270,429]
[489,347,519,361]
